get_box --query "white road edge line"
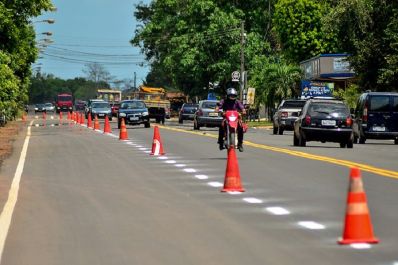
[0,121,33,262]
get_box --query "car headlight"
[142,111,149,116]
[34,108,38,110]
[119,113,126,117]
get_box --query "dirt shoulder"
[0,121,24,168]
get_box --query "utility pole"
[133,72,137,90]
[240,20,245,101]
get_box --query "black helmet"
[226,88,238,98]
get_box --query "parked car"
[273,99,306,135]
[193,100,223,130]
[353,91,398,144]
[85,99,105,118]
[178,103,198,124]
[44,102,55,112]
[293,99,354,148]
[111,103,121,117]
[88,101,112,120]
[118,100,150,129]
[34,103,46,113]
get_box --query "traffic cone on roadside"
[150,126,165,155]
[67,111,71,120]
[103,116,112,134]
[221,147,245,192]
[119,118,128,140]
[93,115,100,130]
[80,113,85,125]
[87,113,93,128]
[338,167,379,244]
[76,112,80,124]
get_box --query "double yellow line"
[158,125,398,180]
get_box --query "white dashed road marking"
[266,207,290,215]
[243,198,263,204]
[298,221,325,230]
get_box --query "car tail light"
[346,116,353,126]
[305,115,311,125]
[281,112,288,118]
[362,103,368,122]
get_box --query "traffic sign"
[231,71,240,82]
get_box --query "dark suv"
[353,92,398,144]
[293,99,354,148]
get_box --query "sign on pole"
[246,87,255,105]
[231,71,240,82]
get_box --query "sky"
[34,0,151,88]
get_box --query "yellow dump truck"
[132,86,171,124]
[97,89,122,103]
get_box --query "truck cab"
[56,93,73,113]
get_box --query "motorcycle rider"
[216,87,246,152]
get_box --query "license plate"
[208,112,219,117]
[321,120,336,126]
[372,126,385,132]
[98,113,105,117]
[130,117,139,121]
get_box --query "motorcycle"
[222,110,241,150]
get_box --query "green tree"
[273,0,337,63]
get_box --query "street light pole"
[240,20,245,101]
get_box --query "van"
[353,92,398,144]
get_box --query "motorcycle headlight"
[119,113,126,117]
[142,111,149,116]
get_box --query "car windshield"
[183,103,198,109]
[120,101,145,109]
[58,96,72,101]
[282,101,306,108]
[308,102,349,116]
[45,103,53,107]
[201,101,218,109]
[92,102,110,108]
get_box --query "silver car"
[193,100,223,130]
[44,102,55,112]
[89,101,112,120]
[273,99,306,135]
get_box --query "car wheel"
[273,126,278,135]
[394,138,398,145]
[161,117,165,125]
[340,142,347,148]
[144,122,150,128]
[109,116,112,121]
[117,120,121,129]
[299,131,306,147]
[359,135,366,144]
[178,118,183,124]
[353,136,358,144]
[347,139,354,148]
[278,127,284,135]
[293,132,299,146]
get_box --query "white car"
[44,103,55,112]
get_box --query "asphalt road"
[0,115,397,265]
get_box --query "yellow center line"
[158,125,398,180]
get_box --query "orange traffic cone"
[87,112,93,128]
[119,118,128,140]
[103,116,112,134]
[80,113,85,125]
[150,126,165,155]
[221,147,245,192]
[76,112,81,124]
[42,111,46,120]
[67,111,71,120]
[338,167,379,244]
[93,115,100,130]
[59,112,63,120]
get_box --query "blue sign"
[301,81,333,98]
[207,92,216,100]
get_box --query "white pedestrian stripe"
[165,160,176,164]
[158,156,168,160]
[183,168,196,173]
[207,182,223,188]
[194,175,208,180]
[243,198,263,204]
[298,221,325,230]
[350,243,372,249]
[266,207,290,215]
[175,164,186,168]
[139,148,147,151]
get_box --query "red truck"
[55,93,73,113]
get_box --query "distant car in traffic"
[75,100,87,111]
[44,102,55,113]
[88,101,112,120]
[117,100,150,129]
[85,99,105,118]
[111,103,121,117]
[352,91,398,144]
[34,103,46,113]
[273,99,306,135]
[178,103,198,124]
[293,99,354,148]
[193,100,222,130]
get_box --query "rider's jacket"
[218,98,244,112]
